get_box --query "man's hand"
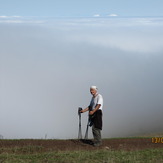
[80,110,84,113]
[89,111,94,115]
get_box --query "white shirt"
[89,94,103,111]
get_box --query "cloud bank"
[0,17,163,139]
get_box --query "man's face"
[90,88,97,96]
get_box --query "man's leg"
[92,125,102,146]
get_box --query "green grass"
[0,147,163,163]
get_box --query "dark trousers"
[92,125,102,144]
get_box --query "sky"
[0,0,163,17]
[0,1,163,139]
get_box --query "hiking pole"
[84,116,90,139]
[78,107,83,139]
[84,108,94,140]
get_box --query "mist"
[0,17,163,139]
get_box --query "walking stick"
[84,110,94,140]
[78,107,82,139]
[84,116,90,139]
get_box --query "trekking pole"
[84,108,94,140]
[84,116,90,139]
[78,107,83,139]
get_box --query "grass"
[0,147,163,163]
[0,137,163,163]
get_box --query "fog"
[0,17,163,139]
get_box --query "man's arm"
[81,107,89,113]
[89,104,101,115]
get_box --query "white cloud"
[0,16,8,18]
[12,16,22,18]
[0,15,22,18]
[108,14,118,17]
[0,17,163,139]
[0,20,45,24]
[0,20,22,23]
[0,16,45,24]
[70,32,163,53]
[64,18,163,53]
[93,14,100,17]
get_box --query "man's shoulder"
[97,94,103,99]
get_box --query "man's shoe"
[93,142,102,147]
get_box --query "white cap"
[90,85,98,90]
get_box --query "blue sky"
[0,0,163,17]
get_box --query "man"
[81,86,103,146]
